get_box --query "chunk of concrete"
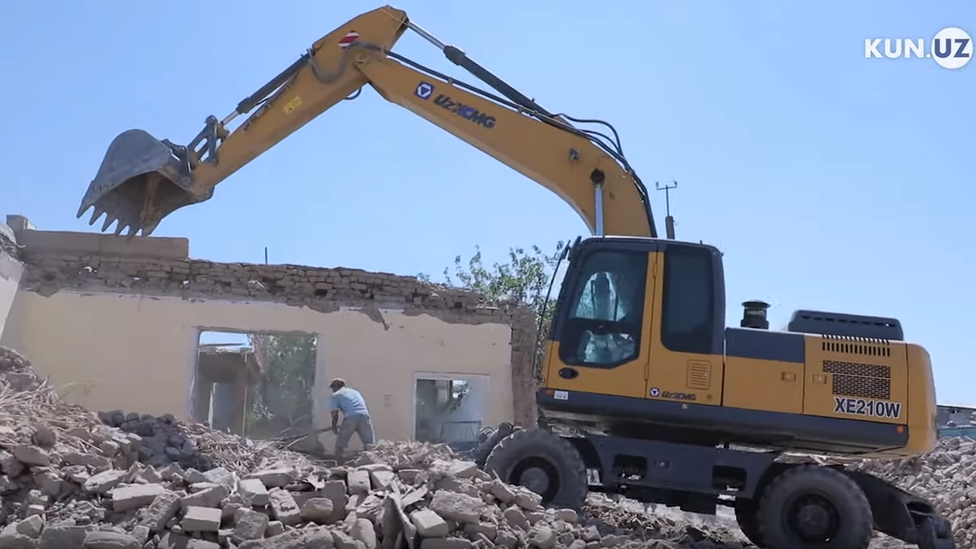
[554,508,578,523]
[141,491,180,532]
[201,467,236,492]
[268,489,301,526]
[423,538,473,549]
[181,506,222,532]
[429,490,483,524]
[14,515,43,538]
[300,497,334,524]
[431,459,479,479]
[410,509,449,538]
[237,478,269,506]
[180,484,228,509]
[157,532,220,549]
[487,480,515,504]
[503,507,529,530]
[11,445,49,467]
[266,521,284,537]
[38,523,87,549]
[322,479,349,523]
[112,484,166,512]
[346,470,370,495]
[463,523,497,541]
[245,467,295,488]
[350,518,377,549]
[231,509,269,542]
[0,523,33,549]
[83,531,141,549]
[0,450,24,477]
[369,469,395,491]
[83,469,127,494]
[237,527,334,549]
[528,525,556,549]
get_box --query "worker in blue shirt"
[329,377,375,459]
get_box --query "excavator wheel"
[470,422,515,469]
[483,429,587,510]
[757,464,873,549]
[733,498,763,547]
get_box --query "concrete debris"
[843,436,976,548]
[0,345,970,548]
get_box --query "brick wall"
[16,242,540,428]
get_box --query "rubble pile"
[2,342,972,548]
[846,436,976,548]
[94,409,302,474]
[0,346,743,549]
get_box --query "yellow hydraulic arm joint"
[78,5,657,240]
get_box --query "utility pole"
[655,180,678,240]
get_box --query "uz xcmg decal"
[433,95,496,129]
[414,81,496,129]
[833,397,902,419]
[650,387,697,401]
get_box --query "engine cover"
[787,309,904,341]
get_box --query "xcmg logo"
[865,27,972,70]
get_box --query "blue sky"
[1,2,973,404]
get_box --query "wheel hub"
[509,457,561,504]
[788,494,840,542]
[519,467,551,495]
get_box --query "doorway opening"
[194,330,318,440]
[413,373,491,451]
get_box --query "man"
[328,378,375,459]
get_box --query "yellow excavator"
[77,6,954,549]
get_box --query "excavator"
[76,6,955,549]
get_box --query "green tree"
[419,241,568,375]
[246,333,317,436]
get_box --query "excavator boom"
[78,5,657,239]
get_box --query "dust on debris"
[0,345,969,549]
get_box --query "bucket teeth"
[88,207,104,226]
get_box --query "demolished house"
[0,215,537,453]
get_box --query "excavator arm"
[78,5,657,239]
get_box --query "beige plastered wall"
[0,222,538,451]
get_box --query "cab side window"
[557,250,648,368]
[661,246,715,354]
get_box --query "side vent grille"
[824,360,891,400]
[821,335,891,358]
[686,361,711,390]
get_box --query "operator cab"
[548,236,725,379]
[541,235,729,443]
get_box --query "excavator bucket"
[77,129,199,237]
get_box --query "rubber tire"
[471,422,514,469]
[734,498,764,547]
[918,516,957,549]
[757,465,873,549]
[483,429,587,510]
